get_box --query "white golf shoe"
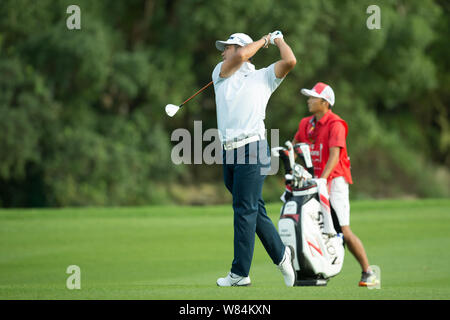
[277,246,296,287]
[216,272,251,287]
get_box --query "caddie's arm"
[320,147,340,180]
[274,38,297,78]
[220,34,271,78]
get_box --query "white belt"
[223,134,263,151]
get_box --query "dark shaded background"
[0,0,448,207]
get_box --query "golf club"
[165,81,213,117]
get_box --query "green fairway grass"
[1,199,449,300]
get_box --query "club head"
[165,104,180,117]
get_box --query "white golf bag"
[272,142,345,286]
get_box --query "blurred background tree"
[0,0,448,207]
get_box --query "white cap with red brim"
[301,82,335,106]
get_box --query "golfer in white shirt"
[212,31,297,287]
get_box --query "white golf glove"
[270,30,283,45]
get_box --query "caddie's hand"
[262,33,271,48]
[312,178,328,189]
[270,30,283,45]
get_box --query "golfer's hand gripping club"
[269,30,283,45]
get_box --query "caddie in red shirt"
[292,82,379,287]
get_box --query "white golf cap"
[215,33,253,51]
[301,82,335,106]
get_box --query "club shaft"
[180,81,213,106]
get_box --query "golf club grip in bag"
[293,143,314,176]
[279,150,292,175]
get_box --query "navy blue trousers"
[222,140,285,277]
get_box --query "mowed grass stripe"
[0,199,449,299]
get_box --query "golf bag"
[272,142,345,286]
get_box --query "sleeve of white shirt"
[212,62,224,85]
[265,63,284,93]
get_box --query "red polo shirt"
[294,110,353,184]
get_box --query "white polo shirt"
[212,61,283,144]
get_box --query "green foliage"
[42,124,170,206]
[0,0,448,206]
[0,57,59,180]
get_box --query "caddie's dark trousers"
[222,140,286,277]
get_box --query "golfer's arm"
[321,147,340,179]
[274,38,297,78]
[238,36,269,62]
[220,37,268,78]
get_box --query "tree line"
[0,0,448,207]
